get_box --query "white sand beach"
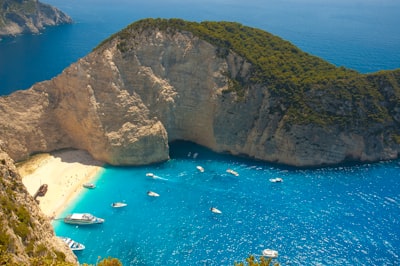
[18,149,104,218]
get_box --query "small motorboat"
[146,173,168,180]
[269,178,283,183]
[196,166,204,172]
[226,169,239,176]
[210,207,222,214]
[147,191,160,197]
[111,202,128,208]
[262,249,278,258]
[83,183,96,189]
[59,237,85,251]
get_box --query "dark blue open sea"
[1,0,399,265]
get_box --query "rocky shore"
[0,0,72,37]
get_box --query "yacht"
[196,166,205,172]
[83,183,96,189]
[59,237,85,251]
[262,249,278,258]
[210,207,222,214]
[111,202,128,208]
[147,191,160,197]
[226,169,239,176]
[269,177,283,183]
[64,213,104,225]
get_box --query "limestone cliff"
[0,18,400,167]
[0,148,77,265]
[0,0,72,37]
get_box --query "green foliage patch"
[97,18,400,127]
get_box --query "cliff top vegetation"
[99,18,400,129]
[0,0,72,37]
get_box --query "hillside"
[0,0,72,37]
[0,18,399,167]
[0,148,76,265]
[109,19,400,128]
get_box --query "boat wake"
[146,173,168,181]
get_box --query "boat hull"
[64,213,104,225]
[111,202,127,208]
[59,237,85,251]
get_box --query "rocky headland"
[1,18,400,167]
[0,0,72,37]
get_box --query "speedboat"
[262,249,278,258]
[196,166,204,172]
[226,169,239,176]
[147,191,160,197]
[146,173,168,180]
[269,177,283,183]
[59,237,85,251]
[210,207,222,214]
[83,183,96,189]
[64,213,104,225]
[111,202,128,208]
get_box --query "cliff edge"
[0,18,400,167]
[0,148,77,265]
[0,0,72,37]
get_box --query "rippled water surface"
[2,0,399,264]
[1,0,399,94]
[54,142,400,265]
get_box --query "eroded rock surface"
[1,20,400,167]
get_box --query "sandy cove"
[18,149,104,218]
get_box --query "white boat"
[83,183,96,189]
[196,166,204,172]
[64,213,104,225]
[269,177,283,183]
[146,173,168,180]
[210,207,222,214]
[111,202,127,208]
[147,191,160,197]
[59,237,85,251]
[262,249,278,258]
[226,169,239,176]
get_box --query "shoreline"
[19,149,104,218]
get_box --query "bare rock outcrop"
[0,148,77,265]
[0,0,72,37]
[0,19,400,167]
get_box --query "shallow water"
[53,141,400,265]
[2,1,399,264]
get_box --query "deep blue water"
[54,141,400,265]
[1,0,400,95]
[1,0,399,265]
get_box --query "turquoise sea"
[1,0,400,265]
[53,142,400,265]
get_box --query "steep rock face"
[0,148,77,265]
[0,19,400,167]
[0,0,72,37]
